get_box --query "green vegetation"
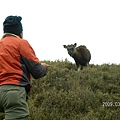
[0,59,120,120]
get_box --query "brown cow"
[63,43,91,71]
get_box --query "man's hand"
[41,63,49,71]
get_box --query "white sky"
[0,0,120,65]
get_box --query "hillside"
[0,59,120,120]
[28,60,120,120]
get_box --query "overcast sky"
[0,0,120,65]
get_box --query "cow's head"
[63,43,77,57]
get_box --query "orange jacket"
[0,33,46,93]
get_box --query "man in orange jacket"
[0,15,49,120]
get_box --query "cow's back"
[76,45,91,63]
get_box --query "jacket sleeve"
[19,39,46,79]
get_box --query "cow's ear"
[74,43,77,47]
[63,45,67,48]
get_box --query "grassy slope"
[28,60,120,120]
[0,60,119,120]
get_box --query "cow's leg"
[77,64,81,71]
[76,63,80,71]
[78,67,81,71]
[81,66,83,70]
